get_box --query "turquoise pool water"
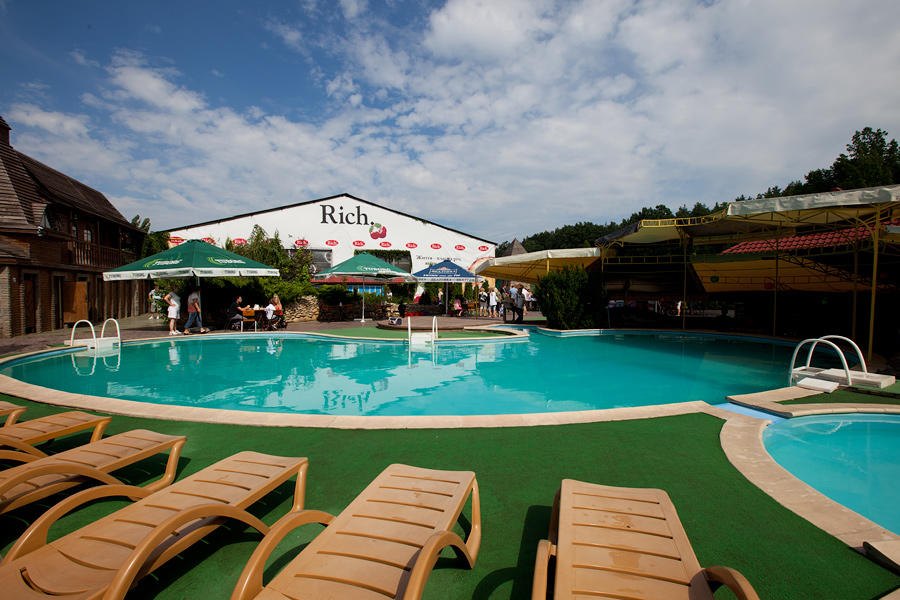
[764,414,900,534]
[1,332,793,417]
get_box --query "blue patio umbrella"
[412,260,478,315]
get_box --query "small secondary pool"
[1,332,793,417]
[764,414,900,534]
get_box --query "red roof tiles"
[722,222,897,254]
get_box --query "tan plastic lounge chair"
[231,463,481,600]
[0,429,186,514]
[0,400,27,427]
[532,479,760,600]
[0,410,111,458]
[0,451,308,599]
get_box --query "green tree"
[130,215,169,258]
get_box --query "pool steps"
[789,335,895,390]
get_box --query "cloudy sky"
[2,0,899,242]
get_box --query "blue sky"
[2,0,900,242]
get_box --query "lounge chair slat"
[0,429,185,514]
[533,479,755,600]
[0,411,110,451]
[0,451,308,599]
[234,464,480,600]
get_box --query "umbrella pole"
[361,290,366,323]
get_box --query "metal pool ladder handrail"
[788,336,857,386]
[69,319,97,349]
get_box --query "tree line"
[501,127,900,254]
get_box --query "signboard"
[167,195,495,275]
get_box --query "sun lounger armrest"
[402,529,478,600]
[230,509,335,600]
[701,566,761,600]
[0,433,47,457]
[3,483,152,563]
[531,539,555,600]
[0,462,125,498]
[106,503,278,600]
[138,435,187,493]
[0,404,26,426]
[0,449,40,464]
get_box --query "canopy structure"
[413,260,478,316]
[103,239,280,280]
[473,248,605,284]
[595,185,900,360]
[313,252,416,322]
[412,260,478,282]
[598,185,900,247]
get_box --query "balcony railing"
[72,241,137,269]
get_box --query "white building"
[165,194,495,275]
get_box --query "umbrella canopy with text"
[103,239,280,280]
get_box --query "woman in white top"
[488,288,498,318]
[164,290,181,335]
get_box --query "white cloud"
[70,49,100,68]
[339,0,366,20]
[7,1,900,241]
[264,19,304,51]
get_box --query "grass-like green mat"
[316,326,508,339]
[1,396,897,599]
[783,388,900,405]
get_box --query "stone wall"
[283,295,319,321]
[284,296,449,322]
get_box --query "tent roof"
[413,259,478,282]
[473,248,604,283]
[313,252,416,282]
[597,184,900,246]
[103,239,279,280]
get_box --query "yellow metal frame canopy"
[473,248,605,284]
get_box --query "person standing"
[514,284,526,323]
[488,287,498,318]
[183,286,205,334]
[478,287,488,317]
[148,285,163,319]
[164,289,181,335]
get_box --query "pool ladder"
[408,316,437,347]
[789,335,895,390]
[67,318,121,354]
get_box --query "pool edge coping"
[713,404,900,557]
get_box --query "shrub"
[534,266,606,329]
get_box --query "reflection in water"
[1,334,793,417]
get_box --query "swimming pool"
[1,331,793,417]
[764,414,900,534]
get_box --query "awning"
[597,184,900,246]
[473,248,605,283]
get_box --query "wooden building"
[0,116,146,337]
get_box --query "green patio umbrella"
[313,252,416,322]
[103,239,280,280]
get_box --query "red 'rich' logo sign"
[294,239,308,247]
[233,238,247,246]
[478,245,489,251]
[380,241,391,248]
[455,244,465,251]
[169,237,184,245]
[431,243,442,249]
[202,237,216,244]
[405,243,417,249]
[353,240,365,247]
[325,240,339,247]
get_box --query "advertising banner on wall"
[166,194,496,274]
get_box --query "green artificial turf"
[317,326,508,339]
[783,388,900,405]
[1,396,897,599]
